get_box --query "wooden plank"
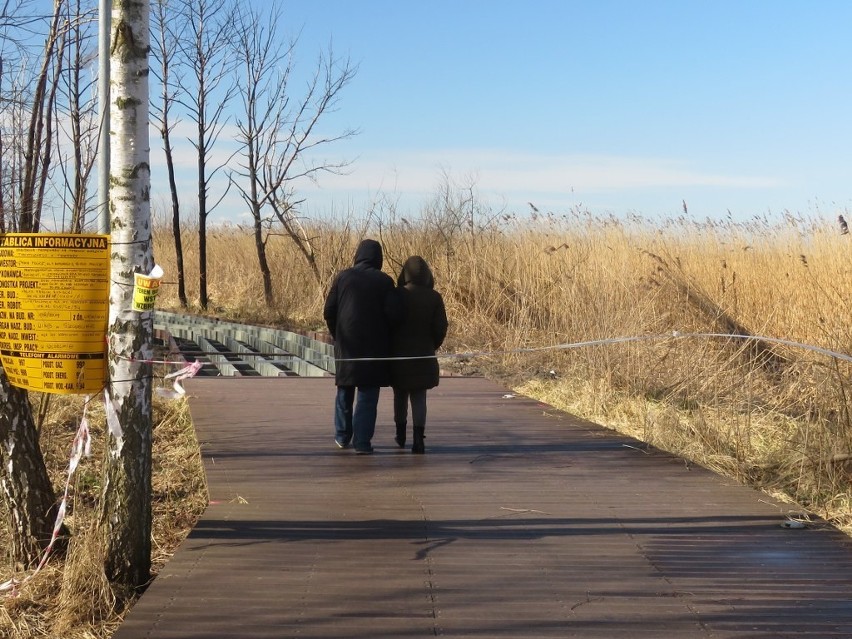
[113,377,852,638]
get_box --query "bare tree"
[2,1,102,234]
[100,0,155,599]
[228,3,292,305]
[55,0,99,232]
[229,4,357,304]
[0,1,32,232]
[174,0,236,310]
[0,47,18,233]
[151,0,187,307]
[18,1,65,232]
[0,0,67,568]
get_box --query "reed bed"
[2,200,850,637]
[152,204,852,532]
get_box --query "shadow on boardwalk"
[113,377,852,639]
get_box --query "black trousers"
[392,388,427,429]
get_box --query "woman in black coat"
[389,256,448,453]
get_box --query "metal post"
[97,0,111,234]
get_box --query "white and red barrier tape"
[2,330,848,596]
[1,397,92,596]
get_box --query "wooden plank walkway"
[113,377,852,638]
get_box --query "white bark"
[101,0,154,595]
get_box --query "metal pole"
[97,0,111,234]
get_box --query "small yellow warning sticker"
[132,265,163,312]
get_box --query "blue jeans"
[334,386,380,450]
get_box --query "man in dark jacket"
[323,239,397,454]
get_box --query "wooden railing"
[153,311,334,378]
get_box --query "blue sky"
[152,1,850,222]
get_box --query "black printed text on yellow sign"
[0,233,109,394]
[132,272,161,312]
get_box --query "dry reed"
[2,198,850,636]
[153,202,851,532]
[0,395,206,638]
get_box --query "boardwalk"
[113,377,852,638]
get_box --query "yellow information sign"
[0,233,110,394]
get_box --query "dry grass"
[153,202,851,532]
[2,199,850,636]
[0,395,206,638]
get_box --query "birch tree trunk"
[0,368,62,568]
[0,1,68,570]
[99,0,154,598]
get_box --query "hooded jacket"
[389,256,448,390]
[323,239,397,387]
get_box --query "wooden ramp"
[113,377,852,638]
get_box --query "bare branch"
[171,0,238,308]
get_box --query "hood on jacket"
[398,255,434,288]
[353,239,383,269]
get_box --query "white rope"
[127,330,851,366]
[2,330,846,597]
[335,332,852,364]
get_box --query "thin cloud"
[149,136,784,221]
[302,149,780,196]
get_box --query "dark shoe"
[394,423,406,448]
[412,428,425,454]
[355,446,374,455]
[335,438,350,449]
